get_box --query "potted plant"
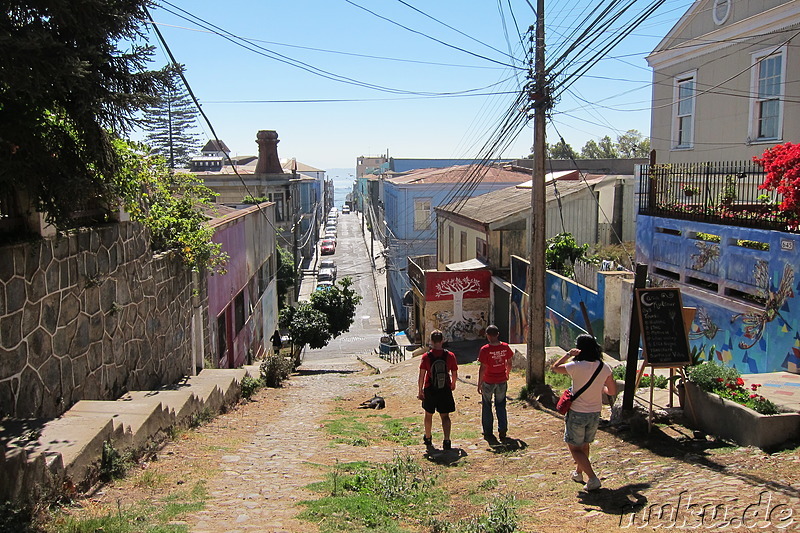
[683,185,700,197]
[680,361,800,449]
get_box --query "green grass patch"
[428,494,518,533]
[48,481,208,533]
[299,455,445,532]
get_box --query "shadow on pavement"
[294,368,361,376]
[576,482,651,517]
[604,423,799,499]
[423,447,468,466]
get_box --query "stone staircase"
[0,366,259,503]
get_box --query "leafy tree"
[141,66,201,169]
[114,140,226,272]
[547,140,579,160]
[309,277,363,338]
[279,303,332,351]
[276,246,296,309]
[581,136,619,159]
[0,0,168,229]
[617,129,650,158]
[280,277,363,361]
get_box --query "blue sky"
[140,0,695,170]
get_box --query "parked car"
[342,205,350,214]
[320,238,336,255]
[319,259,337,277]
[315,280,334,291]
[317,267,336,283]
[324,227,337,239]
[326,217,337,226]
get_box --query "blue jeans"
[481,382,508,435]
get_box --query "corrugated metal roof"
[386,164,531,185]
[436,174,613,225]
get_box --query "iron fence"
[638,161,797,232]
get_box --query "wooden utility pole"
[527,0,548,387]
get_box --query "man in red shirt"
[478,324,514,440]
[418,330,458,450]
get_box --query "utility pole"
[527,0,548,388]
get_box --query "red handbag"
[556,361,603,415]
[556,389,573,414]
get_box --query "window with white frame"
[750,48,785,141]
[673,73,695,149]
[413,198,432,230]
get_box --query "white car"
[342,205,351,214]
[317,267,336,283]
[319,259,337,277]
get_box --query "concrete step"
[0,368,250,503]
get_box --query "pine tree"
[142,67,201,169]
[0,0,168,228]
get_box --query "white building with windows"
[647,0,800,163]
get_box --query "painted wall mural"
[424,270,491,342]
[509,256,529,344]
[638,215,800,375]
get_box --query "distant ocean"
[326,167,356,209]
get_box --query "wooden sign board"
[635,288,692,368]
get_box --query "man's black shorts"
[421,386,456,414]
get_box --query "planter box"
[681,382,800,449]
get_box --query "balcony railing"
[638,161,797,233]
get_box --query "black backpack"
[428,351,450,390]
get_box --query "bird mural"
[689,307,720,340]
[730,261,795,350]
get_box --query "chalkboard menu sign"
[635,288,691,367]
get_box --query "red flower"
[715,377,724,382]
[643,373,649,377]
[727,382,736,389]
[751,384,760,391]
[736,377,745,386]
[750,394,758,399]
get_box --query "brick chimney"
[255,130,283,174]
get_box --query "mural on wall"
[639,215,800,375]
[688,307,720,340]
[425,270,490,342]
[509,256,529,344]
[730,261,794,349]
[691,241,720,271]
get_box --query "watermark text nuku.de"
[620,491,795,529]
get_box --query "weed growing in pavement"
[300,454,444,531]
[100,441,133,481]
[134,469,168,491]
[259,355,293,388]
[47,481,207,533]
[429,494,518,533]
[188,407,214,429]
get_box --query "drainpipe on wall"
[191,269,204,375]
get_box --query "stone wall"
[0,222,198,418]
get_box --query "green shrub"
[686,361,779,415]
[100,440,131,481]
[611,364,668,389]
[240,375,261,400]
[260,355,293,388]
[686,361,740,391]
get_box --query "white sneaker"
[571,470,584,483]
[585,477,602,491]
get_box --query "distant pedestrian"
[551,334,616,491]
[418,330,458,450]
[478,324,514,440]
[271,330,283,354]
